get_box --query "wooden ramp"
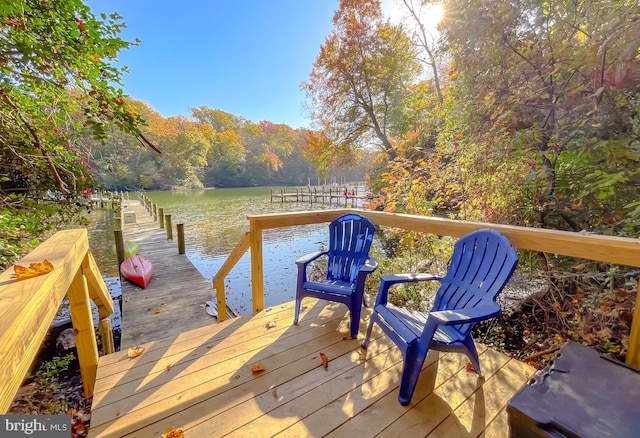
[89,299,534,437]
[119,199,233,348]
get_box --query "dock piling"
[177,223,185,254]
[165,214,173,239]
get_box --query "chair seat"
[303,280,354,296]
[384,304,468,345]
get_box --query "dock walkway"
[118,198,233,348]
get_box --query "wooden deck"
[118,199,234,348]
[89,298,534,437]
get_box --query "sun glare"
[382,1,445,33]
[425,3,445,30]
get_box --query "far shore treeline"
[81,103,369,191]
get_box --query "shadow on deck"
[89,298,533,437]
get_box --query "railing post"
[159,207,165,229]
[627,280,640,368]
[165,214,173,239]
[98,318,115,355]
[177,223,185,254]
[249,220,265,312]
[114,230,125,265]
[214,281,227,321]
[153,203,157,221]
[68,269,99,397]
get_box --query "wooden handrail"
[212,232,251,321]
[239,208,640,366]
[0,229,114,413]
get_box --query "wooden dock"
[270,186,371,207]
[89,298,534,437]
[118,198,234,348]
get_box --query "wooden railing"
[0,229,115,413]
[213,208,640,367]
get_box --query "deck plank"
[89,299,535,437]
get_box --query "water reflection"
[84,208,120,277]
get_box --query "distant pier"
[270,185,371,208]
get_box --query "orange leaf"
[319,352,329,369]
[465,361,476,373]
[127,346,145,359]
[166,363,173,371]
[161,427,185,438]
[154,308,161,314]
[13,259,54,280]
[252,363,265,373]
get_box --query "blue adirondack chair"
[294,213,377,338]
[362,228,518,405]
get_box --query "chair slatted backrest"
[433,229,518,334]
[327,214,375,284]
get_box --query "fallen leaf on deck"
[265,321,276,329]
[320,352,329,369]
[127,345,145,359]
[465,361,476,373]
[252,363,265,373]
[272,388,278,399]
[154,308,161,314]
[359,352,367,361]
[13,259,54,280]
[166,364,173,371]
[161,427,185,438]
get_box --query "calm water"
[89,187,345,315]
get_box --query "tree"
[399,0,445,103]
[443,0,640,230]
[0,0,153,267]
[302,0,421,171]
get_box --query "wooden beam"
[248,209,640,267]
[212,232,251,286]
[68,268,99,397]
[628,282,640,368]
[213,232,251,321]
[0,229,90,412]
[82,252,115,354]
[250,221,265,313]
[82,252,114,319]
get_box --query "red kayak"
[120,255,153,288]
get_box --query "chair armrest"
[429,304,501,325]
[374,273,442,306]
[381,273,442,284]
[359,257,378,274]
[295,251,327,266]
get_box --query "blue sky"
[86,1,408,129]
[86,1,342,129]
